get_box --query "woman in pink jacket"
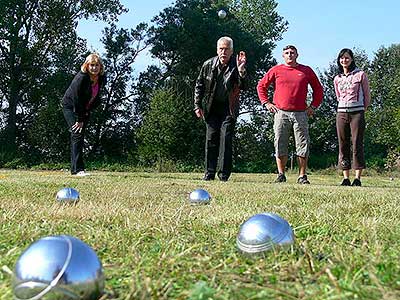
[334,48,371,186]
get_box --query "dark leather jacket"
[194,56,248,119]
[62,71,106,122]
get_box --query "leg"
[274,110,290,175]
[205,114,222,178]
[297,156,308,177]
[350,111,365,186]
[276,156,288,175]
[71,131,85,174]
[293,112,310,177]
[350,111,366,176]
[336,112,351,172]
[63,108,85,174]
[217,114,235,180]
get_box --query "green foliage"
[0,0,126,152]
[233,115,275,173]
[138,87,204,168]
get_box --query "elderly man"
[257,45,323,184]
[194,36,248,181]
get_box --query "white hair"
[217,36,233,49]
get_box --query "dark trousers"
[205,112,235,179]
[336,111,366,170]
[63,108,86,174]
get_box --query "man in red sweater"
[257,45,323,184]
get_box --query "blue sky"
[77,0,398,74]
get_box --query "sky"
[77,0,398,74]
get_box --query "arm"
[69,73,88,122]
[237,51,248,90]
[256,69,274,106]
[194,63,206,118]
[308,68,324,109]
[333,76,340,100]
[361,72,371,108]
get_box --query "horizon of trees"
[0,0,399,173]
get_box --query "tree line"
[0,0,399,172]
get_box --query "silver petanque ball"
[217,9,227,19]
[189,189,211,205]
[237,213,294,254]
[13,235,104,300]
[56,187,80,204]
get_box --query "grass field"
[0,170,399,300]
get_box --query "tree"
[138,0,287,168]
[367,44,400,168]
[0,0,125,157]
[138,86,204,169]
[85,22,150,161]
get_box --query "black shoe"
[297,175,310,184]
[275,173,286,183]
[218,176,229,182]
[352,178,362,186]
[203,173,215,181]
[340,178,351,186]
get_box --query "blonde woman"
[62,53,106,176]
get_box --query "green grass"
[1,170,400,299]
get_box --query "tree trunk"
[4,49,21,153]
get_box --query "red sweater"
[257,64,323,111]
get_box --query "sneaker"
[340,178,351,186]
[297,175,310,184]
[218,174,229,182]
[352,178,362,186]
[75,171,90,177]
[275,173,286,183]
[203,173,215,181]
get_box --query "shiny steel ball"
[218,9,227,19]
[13,235,104,300]
[189,189,211,205]
[237,213,294,254]
[56,187,80,204]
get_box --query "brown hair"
[283,45,297,52]
[80,53,105,75]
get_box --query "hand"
[236,51,246,74]
[264,102,278,113]
[71,122,84,133]
[306,106,315,117]
[195,108,204,119]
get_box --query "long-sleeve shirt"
[334,68,370,112]
[257,64,323,111]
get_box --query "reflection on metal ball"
[56,187,80,204]
[218,9,227,19]
[237,213,294,254]
[189,189,211,205]
[13,235,104,300]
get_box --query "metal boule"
[13,235,104,300]
[237,213,294,255]
[189,189,211,205]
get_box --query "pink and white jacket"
[334,68,371,112]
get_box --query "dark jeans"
[336,111,366,170]
[205,112,235,179]
[63,108,86,174]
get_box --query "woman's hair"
[337,48,356,74]
[81,53,105,75]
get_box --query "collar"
[341,68,360,77]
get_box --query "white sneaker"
[75,171,90,177]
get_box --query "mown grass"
[0,170,399,299]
